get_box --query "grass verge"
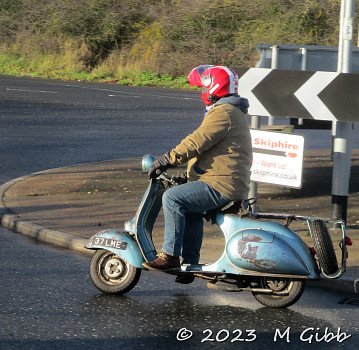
[0,53,193,89]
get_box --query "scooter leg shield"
[85,229,145,268]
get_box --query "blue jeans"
[161,181,230,264]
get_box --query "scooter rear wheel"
[90,249,141,294]
[310,220,338,275]
[252,277,305,308]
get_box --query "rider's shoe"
[142,252,180,271]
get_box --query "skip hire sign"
[250,129,305,188]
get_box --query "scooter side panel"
[226,229,311,276]
[218,215,319,278]
[85,229,145,268]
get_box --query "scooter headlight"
[142,154,156,172]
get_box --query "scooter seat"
[204,199,254,224]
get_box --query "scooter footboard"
[85,229,145,268]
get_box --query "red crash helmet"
[188,65,239,105]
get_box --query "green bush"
[0,0,350,85]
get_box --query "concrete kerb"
[307,275,359,294]
[0,163,358,295]
[0,171,91,256]
[0,159,130,255]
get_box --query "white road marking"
[6,88,59,94]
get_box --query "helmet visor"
[188,65,214,87]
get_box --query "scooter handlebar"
[158,172,176,186]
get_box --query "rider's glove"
[171,172,187,185]
[148,152,173,179]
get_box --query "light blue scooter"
[85,155,352,308]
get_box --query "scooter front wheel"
[89,249,141,294]
[252,277,305,308]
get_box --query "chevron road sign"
[233,67,359,122]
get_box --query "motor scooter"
[85,154,352,308]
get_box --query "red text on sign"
[254,138,299,150]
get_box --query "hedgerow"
[0,0,352,84]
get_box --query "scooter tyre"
[310,220,338,275]
[252,278,305,308]
[90,249,141,295]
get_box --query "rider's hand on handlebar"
[171,172,187,185]
[148,152,173,179]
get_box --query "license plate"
[93,237,128,250]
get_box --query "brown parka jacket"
[168,100,252,201]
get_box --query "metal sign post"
[332,0,355,223]
[248,116,260,212]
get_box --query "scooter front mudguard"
[85,229,145,268]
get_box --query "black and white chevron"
[233,67,359,122]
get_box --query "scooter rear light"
[309,247,316,256]
[345,236,353,246]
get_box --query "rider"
[142,65,253,278]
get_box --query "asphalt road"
[0,75,202,184]
[1,74,358,186]
[0,75,359,349]
[0,226,358,350]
